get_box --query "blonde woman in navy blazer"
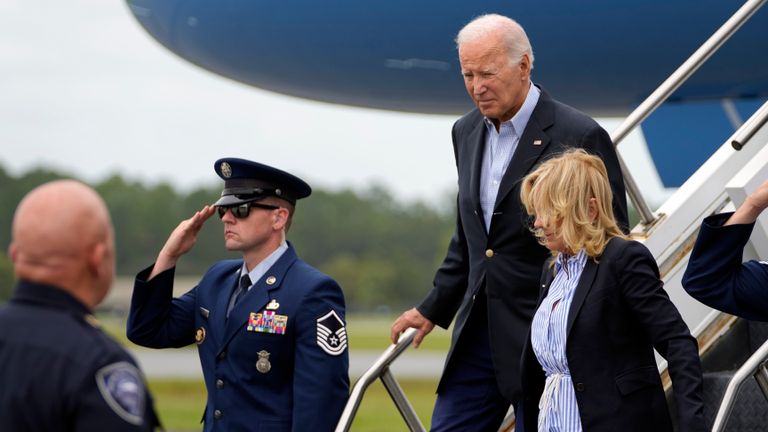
[519,150,705,432]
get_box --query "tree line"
[0,164,455,312]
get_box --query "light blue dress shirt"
[227,241,289,315]
[531,249,588,432]
[479,83,540,231]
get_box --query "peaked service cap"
[213,158,311,206]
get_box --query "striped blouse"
[530,249,588,432]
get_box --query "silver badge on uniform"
[256,350,272,373]
[95,362,145,426]
[316,310,347,356]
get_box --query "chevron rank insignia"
[316,310,347,356]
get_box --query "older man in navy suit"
[390,14,628,431]
[127,158,349,431]
[683,179,768,321]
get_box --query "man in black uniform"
[0,180,159,431]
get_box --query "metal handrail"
[731,101,768,150]
[711,338,768,432]
[335,328,426,432]
[611,0,768,225]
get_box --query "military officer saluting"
[127,158,349,431]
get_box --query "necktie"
[227,274,251,318]
[235,274,252,305]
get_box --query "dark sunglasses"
[216,202,280,219]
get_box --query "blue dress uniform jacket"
[127,245,349,432]
[0,281,159,432]
[683,213,768,321]
[521,238,705,432]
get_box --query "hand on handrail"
[390,308,435,348]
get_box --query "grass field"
[149,377,438,432]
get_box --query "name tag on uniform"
[247,311,288,334]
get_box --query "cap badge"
[220,162,233,178]
[256,350,272,373]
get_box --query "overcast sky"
[0,0,655,206]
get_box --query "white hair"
[455,14,535,69]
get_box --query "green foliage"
[94,176,232,275]
[627,202,641,230]
[0,252,13,302]
[0,164,454,312]
[0,166,69,253]
[293,186,454,311]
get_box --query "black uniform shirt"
[0,281,160,431]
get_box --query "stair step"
[703,371,768,431]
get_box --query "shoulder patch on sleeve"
[316,310,348,356]
[95,361,145,426]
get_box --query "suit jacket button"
[485,249,494,258]
[575,382,585,392]
[214,409,223,419]
[216,379,224,389]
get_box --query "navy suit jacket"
[683,213,768,321]
[127,245,349,432]
[521,237,705,432]
[417,87,629,402]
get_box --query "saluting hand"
[390,308,435,348]
[149,205,216,279]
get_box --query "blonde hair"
[521,149,625,260]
